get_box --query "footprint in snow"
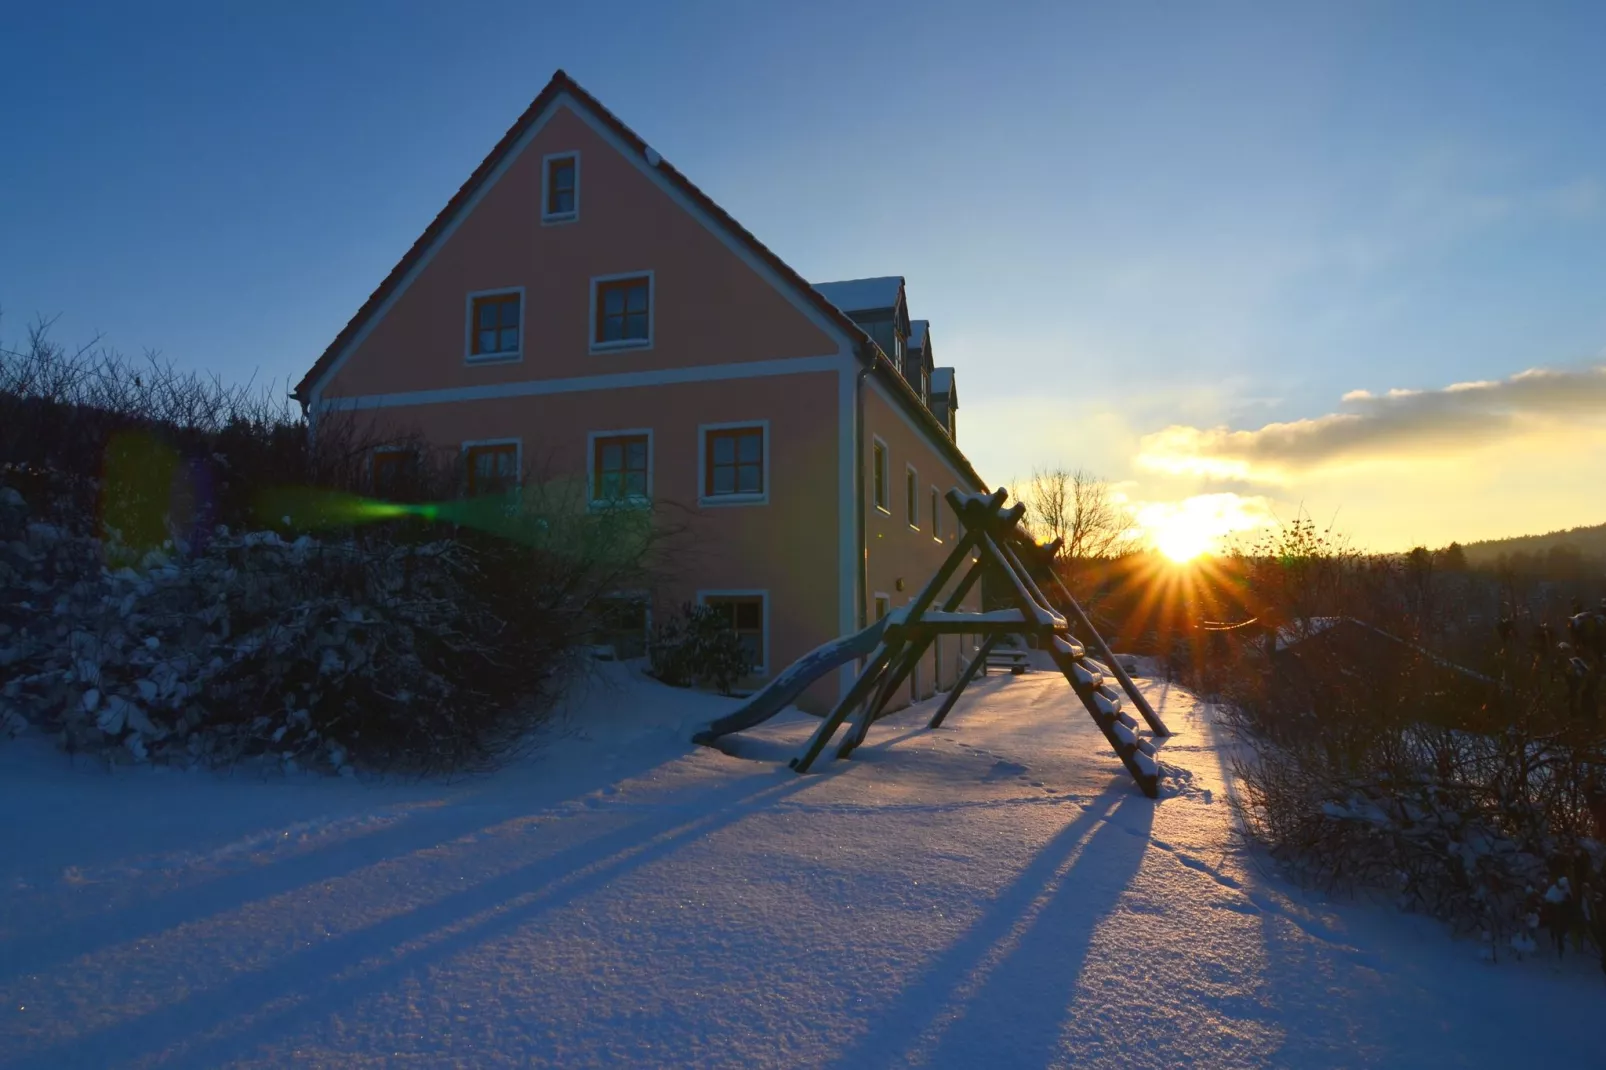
[984,759,1029,781]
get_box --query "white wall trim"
[540,149,580,225]
[695,588,770,676]
[463,286,526,365]
[870,434,891,515]
[836,351,858,699]
[904,462,920,530]
[585,426,653,507]
[316,353,840,413]
[696,419,770,507]
[588,269,655,353]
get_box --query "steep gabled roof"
[908,319,929,351]
[812,277,904,317]
[931,366,955,400]
[296,69,870,405]
[293,71,985,492]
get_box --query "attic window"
[543,152,579,222]
[467,290,522,361]
[592,273,653,350]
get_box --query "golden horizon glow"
[1135,492,1274,563]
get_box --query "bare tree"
[1026,467,1136,594]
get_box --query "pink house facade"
[294,71,987,713]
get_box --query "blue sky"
[5,1,1605,550]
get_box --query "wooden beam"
[791,645,893,773]
[1041,566,1171,737]
[928,633,999,728]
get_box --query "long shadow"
[4,767,815,1070]
[825,777,1143,1069]
[0,737,688,986]
[921,792,1155,1069]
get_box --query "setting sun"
[1152,520,1214,563]
[1135,493,1273,563]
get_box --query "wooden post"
[796,528,980,771]
[791,645,893,773]
[928,634,999,728]
[1042,567,1170,737]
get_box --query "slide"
[692,618,890,744]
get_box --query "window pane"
[497,449,517,476]
[478,303,497,328]
[735,601,761,629]
[604,288,625,314]
[499,327,518,352]
[737,433,761,463]
[712,467,734,495]
[552,161,573,188]
[625,312,648,339]
[624,470,646,496]
[737,464,760,493]
[478,329,497,354]
[601,471,620,498]
[626,441,646,468]
[626,284,648,313]
[601,442,622,471]
[501,301,519,327]
[712,436,735,464]
[739,635,760,664]
[552,190,574,214]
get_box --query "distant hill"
[1456,521,1606,565]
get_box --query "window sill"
[541,211,578,226]
[590,338,653,354]
[465,351,522,365]
[589,496,652,512]
[873,505,891,517]
[699,493,769,508]
[908,525,921,533]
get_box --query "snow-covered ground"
[1,664,1599,1068]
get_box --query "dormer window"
[542,152,579,223]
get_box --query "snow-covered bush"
[1207,516,1606,970]
[0,478,659,772]
[1,316,671,773]
[648,603,753,695]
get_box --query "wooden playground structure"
[694,488,1172,797]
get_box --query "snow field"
[1,666,1600,1068]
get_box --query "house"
[293,70,988,713]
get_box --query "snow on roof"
[931,367,954,397]
[908,319,929,350]
[812,276,903,315]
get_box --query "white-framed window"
[589,271,654,352]
[697,589,768,675]
[541,150,579,224]
[698,421,768,506]
[587,428,653,507]
[873,592,891,623]
[461,438,521,497]
[930,485,942,541]
[464,287,525,363]
[871,436,890,515]
[906,464,919,530]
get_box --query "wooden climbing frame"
[779,487,1172,797]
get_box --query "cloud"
[1136,364,1606,483]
